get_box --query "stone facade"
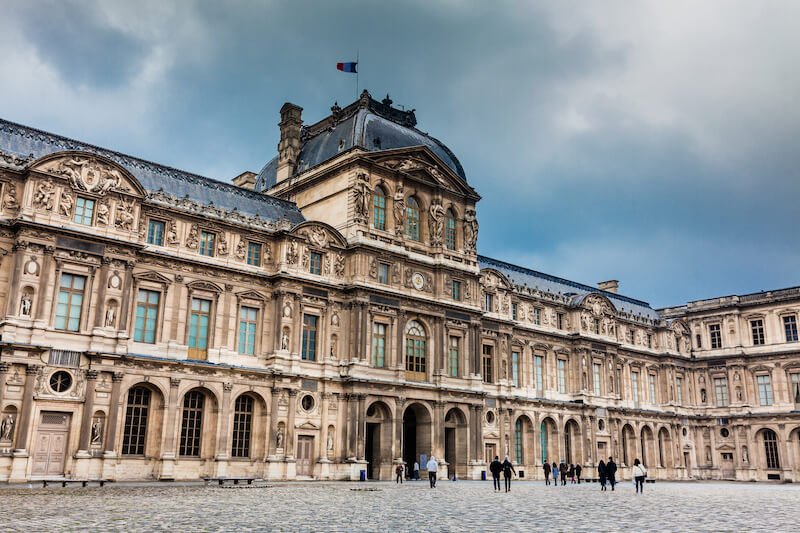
[0,92,797,483]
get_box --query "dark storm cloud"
[1,0,798,307]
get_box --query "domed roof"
[255,91,466,192]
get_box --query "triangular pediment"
[297,421,320,430]
[133,271,172,286]
[236,289,266,302]
[368,147,479,199]
[31,151,145,198]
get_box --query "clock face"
[411,272,425,291]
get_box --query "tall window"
[631,371,640,402]
[301,314,318,361]
[405,197,420,241]
[238,306,258,355]
[557,359,566,393]
[373,187,386,231]
[372,322,386,367]
[714,377,729,407]
[484,293,494,312]
[709,324,722,349]
[482,344,493,383]
[593,363,602,395]
[179,390,204,457]
[676,376,684,404]
[121,386,151,456]
[449,336,459,377]
[452,280,462,302]
[511,303,518,321]
[188,298,211,359]
[751,319,765,345]
[246,242,262,267]
[791,373,800,405]
[514,419,523,463]
[199,231,215,257]
[55,273,86,332]
[134,289,160,343]
[378,262,390,284]
[757,375,773,406]
[534,355,544,390]
[309,252,322,275]
[405,321,427,378]
[649,374,657,404]
[147,219,165,246]
[231,395,254,458]
[73,197,95,225]
[445,208,456,250]
[784,315,799,342]
[511,351,520,387]
[556,313,565,330]
[763,429,780,469]
[533,308,541,325]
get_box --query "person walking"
[598,459,607,491]
[559,462,568,486]
[413,461,420,481]
[575,464,582,484]
[568,463,575,484]
[490,455,503,492]
[552,461,559,486]
[633,458,647,493]
[395,463,404,484]
[606,457,618,491]
[426,456,438,488]
[502,455,516,492]
[543,461,551,485]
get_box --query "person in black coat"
[568,463,575,483]
[501,456,517,492]
[559,462,568,486]
[606,457,618,491]
[543,461,551,485]
[598,459,607,491]
[575,464,582,484]
[489,456,503,492]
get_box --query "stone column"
[77,370,99,453]
[13,364,41,452]
[318,393,331,460]
[268,387,281,456]
[215,382,233,460]
[286,389,297,458]
[356,394,366,459]
[395,311,407,370]
[498,405,507,459]
[394,397,405,462]
[35,246,55,321]
[360,304,369,361]
[471,404,484,462]
[434,401,446,461]
[103,372,125,455]
[160,378,181,458]
[117,262,135,333]
[93,259,111,328]
[5,243,26,317]
[346,394,358,458]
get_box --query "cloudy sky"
[1,0,798,308]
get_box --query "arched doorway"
[564,419,581,464]
[657,427,672,469]
[759,428,781,471]
[621,424,635,466]
[540,417,558,465]
[364,401,392,480]
[514,415,535,468]
[641,425,655,467]
[402,403,433,473]
[444,408,468,478]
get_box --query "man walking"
[606,456,618,491]
[490,455,503,491]
[575,463,582,484]
[502,456,517,492]
[426,455,438,488]
[543,461,551,485]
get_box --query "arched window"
[564,424,572,463]
[540,422,548,464]
[405,320,427,379]
[622,427,630,465]
[122,386,151,456]
[179,390,205,457]
[515,419,523,463]
[445,208,457,250]
[763,429,780,469]
[373,186,387,231]
[232,395,254,458]
[405,197,420,241]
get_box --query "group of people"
[489,456,517,492]
[394,456,440,488]
[542,461,583,485]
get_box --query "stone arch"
[539,416,559,465]
[657,426,672,468]
[402,402,434,471]
[177,386,220,459]
[444,407,469,478]
[231,390,267,460]
[513,414,535,466]
[755,427,781,471]
[640,424,655,467]
[621,423,636,466]
[564,418,582,464]
[120,382,166,457]
[30,150,146,197]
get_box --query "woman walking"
[502,455,516,492]
[633,459,647,493]
[598,459,607,491]
[552,461,559,486]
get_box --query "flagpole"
[356,49,360,99]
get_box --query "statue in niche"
[19,293,32,316]
[330,335,338,359]
[0,414,14,441]
[352,174,371,222]
[33,179,55,210]
[3,183,19,211]
[700,388,707,403]
[281,332,289,351]
[58,191,74,217]
[105,305,116,328]
[463,207,479,252]
[393,186,405,235]
[167,221,180,245]
[235,238,246,260]
[285,240,298,264]
[736,387,743,402]
[217,233,229,256]
[276,427,284,448]
[90,418,103,445]
[185,224,199,249]
[115,200,134,230]
[428,200,445,246]
[742,447,749,464]
[327,431,334,452]
[96,201,110,225]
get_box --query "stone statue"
[185,224,199,249]
[216,233,229,256]
[276,428,284,448]
[330,336,338,359]
[0,414,14,441]
[91,418,103,445]
[327,432,334,451]
[331,312,339,327]
[742,447,749,464]
[463,207,478,252]
[115,200,135,230]
[352,175,371,223]
[285,240,298,264]
[263,243,272,264]
[97,163,121,195]
[334,253,345,277]
[281,333,289,351]
[33,179,55,210]
[428,200,445,246]
[3,183,19,211]
[105,306,116,328]
[58,191,74,217]
[700,389,707,403]
[393,186,405,234]
[167,221,180,245]
[96,201,110,225]
[235,238,246,260]
[736,387,743,402]
[20,293,32,316]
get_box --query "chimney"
[598,280,619,294]
[232,171,257,190]
[276,102,303,184]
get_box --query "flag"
[337,62,358,73]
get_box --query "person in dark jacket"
[568,463,575,483]
[606,457,618,491]
[598,459,607,491]
[543,461,551,485]
[489,456,503,492]
[559,462,568,486]
[575,464,582,484]
[552,462,559,486]
[501,456,516,492]
[395,463,404,484]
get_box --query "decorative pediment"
[368,147,479,199]
[484,431,499,439]
[133,271,173,286]
[480,268,511,290]
[291,221,347,248]
[186,280,223,293]
[583,293,616,316]
[297,421,320,430]
[236,289,266,302]
[31,152,145,198]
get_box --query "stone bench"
[203,477,257,486]
[37,479,111,488]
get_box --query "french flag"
[336,62,358,73]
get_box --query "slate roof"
[478,255,660,320]
[0,118,305,225]
[255,92,467,191]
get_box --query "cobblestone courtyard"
[1,480,798,532]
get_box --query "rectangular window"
[593,363,602,395]
[452,280,462,302]
[757,374,773,406]
[373,192,386,231]
[199,231,215,257]
[616,367,623,397]
[695,334,702,349]
[709,324,722,349]
[246,242,262,267]
[378,262,390,284]
[714,377,729,407]
[511,303,518,321]
[533,308,541,325]
[556,313,565,330]
[511,351,520,387]
[449,336,459,378]
[55,273,86,332]
[790,373,800,405]
[751,319,765,346]
[482,344,493,383]
[73,197,95,225]
[237,306,258,355]
[372,322,386,367]
[231,395,253,458]
[557,359,566,393]
[534,355,544,390]
[301,314,318,361]
[134,289,160,343]
[593,318,600,334]
[121,387,150,456]
[631,371,640,403]
[309,252,322,275]
[784,316,799,343]
[649,374,657,404]
[484,293,494,312]
[188,298,211,358]
[676,376,683,404]
[147,219,165,246]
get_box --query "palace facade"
[0,91,798,483]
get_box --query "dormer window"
[73,197,95,225]
[199,231,215,257]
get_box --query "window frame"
[54,272,87,332]
[73,196,95,226]
[187,297,212,360]
[121,386,151,456]
[378,262,390,285]
[709,323,722,349]
[309,251,323,275]
[750,318,766,346]
[557,358,567,393]
[301,313,319,361]
[372,321,387,368]
[404,320,427,380]
[246,241,262,267]
[713,376,729,407]
[783,315,798,343]
[405,196,420,241]
[448,335,460,378]
[452,280,462,302]
[179,390,205,457]
[199,230,216,257]
[444,208,457,250]
[146,218,166,246]
[133,288,161,344]
[237,305,259,356]
[373,187,387,231]
[756,374,773,406]
[231,394,254,458]
[481,344,494,383]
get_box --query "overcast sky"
[1,0,798,308]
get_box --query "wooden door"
[296,436,314,476]
[485,443,497,464]
[31,412,71,477]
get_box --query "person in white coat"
[426,456,439,488]
[632,458,647,493]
